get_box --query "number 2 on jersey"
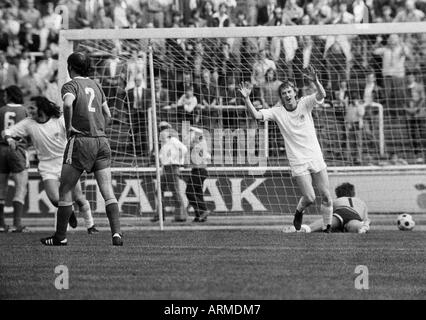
[85,87,95,112]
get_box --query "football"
[397,214,415,231]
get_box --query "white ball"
[397,213,415,231]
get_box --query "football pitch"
[0,216,425,300]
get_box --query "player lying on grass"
[41,52,122,246]
[2,96,98,234]
[284,182,370,233]
[239,65,333,232]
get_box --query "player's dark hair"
[67,52,91,77]
[31,96,61,119]
[278,81,296,98]
[5,85,23,104]
[335,182,355,198]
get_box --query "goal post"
[58,22,426,220]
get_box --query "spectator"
[126,50,147,91]
[154,78,170,119]
[41,70,61,107]
[220,75,245,127]
[99,47,127,99]
[345,93,366,165]
[147,0,165,28]
[16,49,31,79]
[36,48,58,82]
[404,70,426,163]
[125,72,150,156]
[0,20,10,52]
[394,0,425,22]
[201,0,216,27]
[19,60,42,103]
[257,0,277,26]
[377,4,394,23]
[57,0,81,29]
[2,9,20,43]
[18,22,40,52]
[190,8,207,27]
[0,50,19,105]
[18,0,41,29]
[235,9,248,26]
[93,6,114,29]
[282,0,304,25]
[324,1,354,84]
[154,122,188,222]
[246,0,258,26]
[299,15,314,69]
[76,0,103,29]
[186,126,211,222]
[212,2,230,27]
[39,2,62,52]
[304,2,318,24]
[261,68,282,109]
[127,11,141,28]
[373,34,410,116]
[177,85,198,123]
[196,68,218,127]
[352,0,368,23]
[251,49,276,87]
[112,0,129,29]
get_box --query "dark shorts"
[0,144,28,174]
[63,136,111,173]
[333,207,362,231]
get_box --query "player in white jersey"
[239,66,333,232]
[2,96,98,234]
[295,182,370,234]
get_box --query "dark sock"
[12,201,24,227]
[106,203,121,235]
[0,202,5,226]
[55,205,73,239]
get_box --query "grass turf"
[0,230,425,300]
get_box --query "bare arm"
[63,94,75,138]
[239,82,263,120]
[303,65,326,102]
[102,101,112,126]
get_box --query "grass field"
[1,216,425,300]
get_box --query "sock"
[320,202,333,228]
[296,197,305,213]
[79,200,94,228]
[12,201,24,228]
[55,202,73,239]
[105,200,121,235]
[0,200,5,226]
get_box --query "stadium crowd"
[0,0,425,164]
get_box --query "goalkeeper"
[303,182,370,233]
[239,66,333,232]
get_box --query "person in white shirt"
[3,96,98,234]
[239,66,333,232]
[152,122,188,222]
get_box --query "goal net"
[58,23,426,222]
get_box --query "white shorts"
[291,157,327,177]
[38,157,63,181]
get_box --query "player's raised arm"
[304,65,326,102]
[239,82,263,120]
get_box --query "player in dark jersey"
[283,182,370,233]
[40,52,122,246]
[0,86,29,232]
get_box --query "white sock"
[79,200,94,229]
[320,202,333,228]
[296,197,305,213]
